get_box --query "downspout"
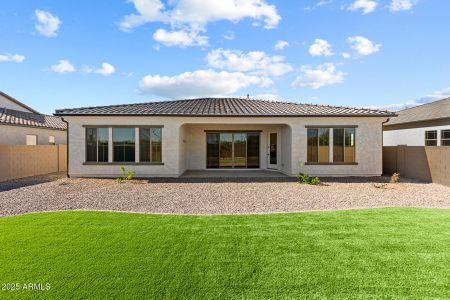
[381,117,391,176]
[61,117,70,178]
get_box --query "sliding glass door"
[219,133,233,168]
[206,132,259,168]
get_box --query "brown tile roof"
[385,97,450,125]
[0,107,67,130]
[55,98,394,117]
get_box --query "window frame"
[48,135,55,145]
[85,127,109,163]
[425,130,438,146]
[83,125,164,165]
[441,129,450,146]
[305,126,357,165]
[139,127,163,163]
[306,128,330,163]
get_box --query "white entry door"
[268,132,278,169]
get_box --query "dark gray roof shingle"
[55,98,394,117]
[385,97,450,125]
[0,108,66,130]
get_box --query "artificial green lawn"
[1,208,450,299]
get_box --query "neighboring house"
[383,97,450,146]
[0,91,67,145]
[55,98,394,178]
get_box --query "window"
[333,128,356,163]
[425,130,437,146]
[26,134,37,145]
[86,128,109,162]
[441,130,450,146]
[307,128,329,163]
[139,128,162,163]
[49,135,55,145]
[113,128,135,162]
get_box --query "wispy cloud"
[370,87,450,111]
[0,53,25,63]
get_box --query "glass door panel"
[246,133,260,168]
[206,133,220,168]
[219,133,233,168]
[269,132,277,167]
[233,133,247,168]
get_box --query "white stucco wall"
[0,124,67,145]
[0,94,33,112]
[383,124,450,146]
[64,115,387,178]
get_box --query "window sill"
[304,162,358,165]
[83,162,164,166]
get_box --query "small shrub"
[390,172,400,183]
[297,174,310,184]
[116,166,136,183]
[51,175,61,182]
[297,174,321,185]
[310,177,321,185]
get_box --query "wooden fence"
[383,146,450,187]
[0,144,67,182]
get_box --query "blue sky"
[1,0,449,114]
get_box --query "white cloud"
[372,87,450,111]
[274,40,289,51]
[347,36,381,56]
[51,60,75,74]
[309,39,333,56]
[153,28,208,47]
[348,0,378,14]
[139,69,273,98]
[291,63,345,89]
[0,53,25,63]
[342,52,351,59]
[84,62,116,76]
[223,30,235,40]
[119,0,280,46]
[389,0,415,12]
[35,10,61,37]
[206,48,293,76]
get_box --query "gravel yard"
[1,176,450,217]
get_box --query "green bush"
[310,177,321,185]
[116,166,136,183]
[297,174,310,184]
[297,174,321,185]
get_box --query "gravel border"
[1,176,450,217]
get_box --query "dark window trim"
[85,127,109,163]
[139,127,163,163]
[304,162,358,165]
[204,130,262,133]
[83,162,164,166]
[83,125,164,128]
[425,130,438,146]
[305,125,358,128]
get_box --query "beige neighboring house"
[0,91,67,145]
[55,98,394,178]
[384,97,450,146]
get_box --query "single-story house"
[55,97,394,178]
[0,91,67,145]
[383,97,450,146]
